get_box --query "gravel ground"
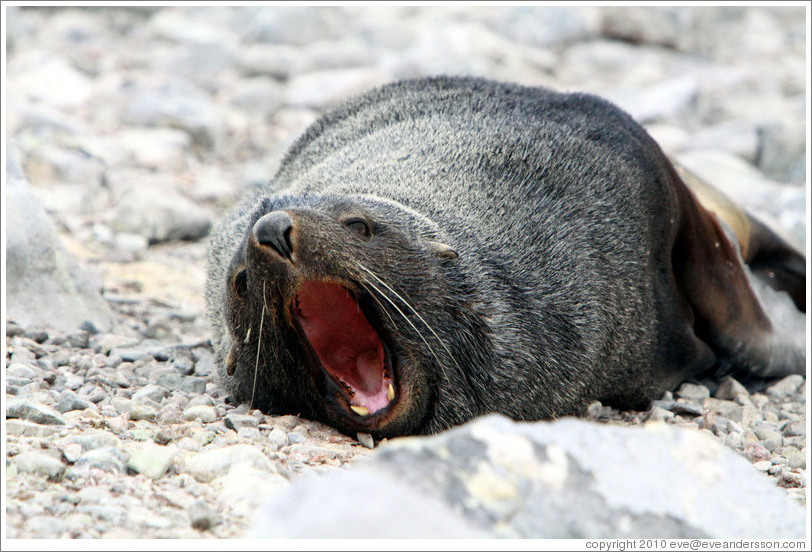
[3,5,808,539]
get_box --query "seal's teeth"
[350,405,370,416]
[387,383,395,402]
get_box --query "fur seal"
[206,76,806,438]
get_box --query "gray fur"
[206,77,803,436]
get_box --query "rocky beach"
[3,5,808,540]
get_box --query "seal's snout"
[254,211,295,262]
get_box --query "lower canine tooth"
[351,405,370,416]
[387,383,395,402]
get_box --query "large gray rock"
[111,185,212,244]
[248,415,806,539]
[5,143,115,332]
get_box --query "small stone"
[184,444,277,483]
[6,320,24,337]
[225,414,260,432]
[5,419,61,437]
[675,382,710,403]
[56,389,96,413]
[750,394,769,409]
[65,331,90,349]
[752,460,772,472]
[788,454,806,470]
[127,442,176,479]
[779,470,805,488]
[727,404,758,429]
[157,404,184,424]
[274,415,300,430]
[713,376,750,401]
[187,395,215,407]
[11,451,66,478]
[24,516,67,538]
[782,420,805,437]
[766,375,804,398]
[188,499,218,531]
[651,399,704,417]
[60,443,83,463]
[585,401,603,419]
[56,371,85,391]
[237,427,262,440]
[130,403,157,421]
[110,371,131,388]
[172,356,195,375]
[73,447,128,474]
[132,384,168,403]
[110,346,150,362]
[287,431,307,445]
[266,428,289,451]
[742,442,771,463]
[753,427,783,452]
[6,362,40,379]
[644,406,675,422]
[6,398,67,425]
[111,397,134,415]
[357,432,375,449]
[723,432,744,450]
[67,429,121,451]
[183,405,218,423]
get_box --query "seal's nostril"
[254,211,295,261]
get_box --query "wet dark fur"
[206,77,805,437]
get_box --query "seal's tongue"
[294,282,392,414]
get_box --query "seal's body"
[206,77,805,437]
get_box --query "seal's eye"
[343,217,372,240]
[233,267,248,299]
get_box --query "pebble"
[714,376,750,401]
[675,382,710,403]
[266,428,290,451]
[188,499,218,531]
[56,389,96,413]
[130,403,158,421]
[743,442,772,463]
[766,375,804,398]
[156,372,207,394]
[6,362,41,379]
[357,432,375,449]
[6,398,68,426]
[71,447,129,474]
[5,420,61,438]
[752,460,772,472]
[11,451,67,478]
[66,429,121,451]
[727,404,759,429]
[132,384,168,403]
[224,413,259,432]
[127,442,177,479]
[183,405,218,423]
[184,444,279,483]
[651,399,704,418]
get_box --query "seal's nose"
[253,211,295,261]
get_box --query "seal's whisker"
[358,273,450,382]
[250,280,268,410]
[358,280,400,332]
[357,263,456,383]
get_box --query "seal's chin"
[293,281,396,418]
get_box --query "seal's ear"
[426,240,459,259]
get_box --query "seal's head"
[220,193,474,437]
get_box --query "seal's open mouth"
[294,281,395,416]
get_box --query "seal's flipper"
[670,166,805,380]
[673,162,806,312]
